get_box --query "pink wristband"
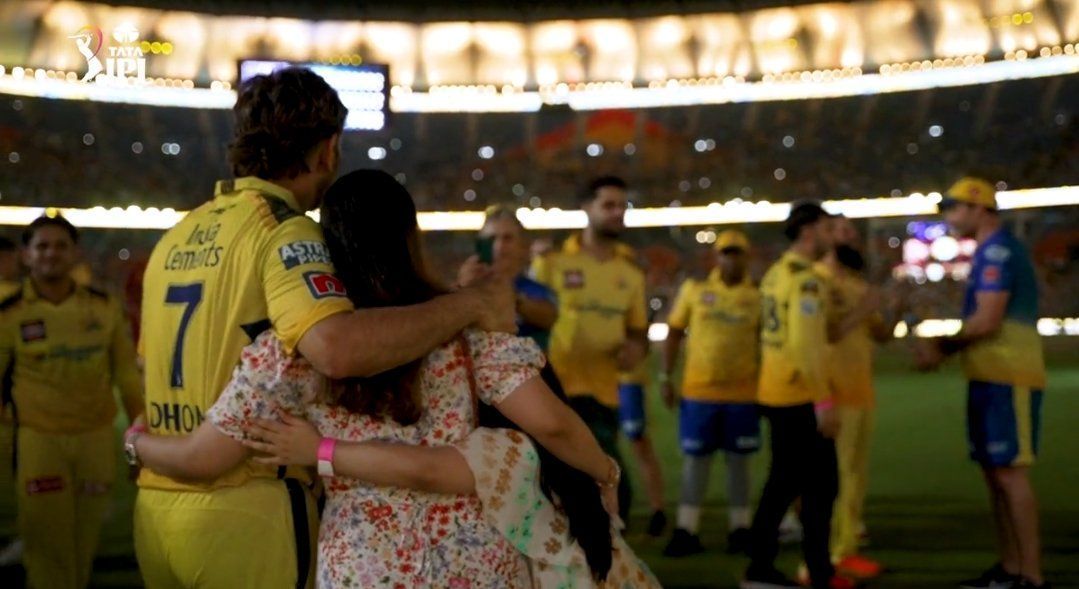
[317,438,337,478]
[815,399,835,411]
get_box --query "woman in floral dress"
[130,170,624,588]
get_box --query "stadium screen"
[237,60,390,131]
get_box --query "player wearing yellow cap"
[916,178,1049,589]
[131,67,512,589]
[531,176,657,527]
[0,216,143,589]
[661,229,761,557]
[743,202,852,589]
[816,216,899,581]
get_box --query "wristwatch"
[124,432,142,467]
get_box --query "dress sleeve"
[466,330,545,405]
[206,332,323,441]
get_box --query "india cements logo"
[69,24,146,83]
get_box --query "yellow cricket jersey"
[531,236,648,407]
[667,271,760,403]
[821,267,879,408]
[139,176,352,492]
[0,280,142,433]
[619,361,651,387]
[0,280,19,300]
[758,251,829,407]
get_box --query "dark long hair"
[320,169,445,424]
[320,169,614,580]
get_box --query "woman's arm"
[493,376,613,484]
[131,422,249,482]
[244,415,475,494]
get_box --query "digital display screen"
[237,60,389,131]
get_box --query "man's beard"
[597,226,623,240]
[835,244,866,272]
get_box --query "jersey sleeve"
[974,243,1015,294]
[261,217,353,354]
[788,273,829,401]
[626,270,648,332]
[107,297,144,420]
[666,280,694,330]
[466,330,545,405]
[0,309,14,413]
[207,333,322,442]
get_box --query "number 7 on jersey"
[165,283,203,388]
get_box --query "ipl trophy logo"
[69,23,146,83]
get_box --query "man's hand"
[465,274,517,333]
[815,403,839,439]
[615,339,647,372]
[456,255,489,289]
[661,381,680,410]
[913,338,945,371]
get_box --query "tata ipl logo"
[69,23,146,83]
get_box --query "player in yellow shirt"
[131,67,512,589]
[661,229,761,557]
[0,234,21,567]
[743,202,849,589]
[531,176,654,526]
[0,215,143,589]
[915,178,1049,589]
[818,216,898,580]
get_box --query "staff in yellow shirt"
[661,230,761,557]
[0,216,143,589]
[129,67,513,589]
[0,234,21,567]
[743,202,846,589]
[531,176,657,527]
[819,216,897,580]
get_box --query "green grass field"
[0,340,1076,588]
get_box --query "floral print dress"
[207,329,542,589]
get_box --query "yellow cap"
[944,177,997,210]
[714,229,750,252]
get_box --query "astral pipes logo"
[69,23,146,83]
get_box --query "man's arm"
[516,294,558,331]
[938,291,1009,354]
[298,281,514,379]
[109,300,144,423]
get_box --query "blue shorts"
[967,381,1043,468]
[679,400,761,456]
[617,384,647,441]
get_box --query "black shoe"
[663,528,704,557]
[959,563,1020,589]
[742,565,801,589]
[1015,579,1051,589]
[646,510,668,537]
[726,527,752,555]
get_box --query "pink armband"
[317,438,337,478]
[815,398,835,412]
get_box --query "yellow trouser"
[830,405,875,560]
[0,418,15,532]
[16,424,116,589]
[135,477,317,589]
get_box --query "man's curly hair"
[228,67,347,180]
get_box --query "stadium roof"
[95,0,840,21]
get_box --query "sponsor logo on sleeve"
[981,265,1001,285]
[984,244,1011,263]
[701,291,716,305]
[20,320,46,342]
[279,241,333,270]
[304,271,347,299]
[800,297,819,315]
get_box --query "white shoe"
[0,538,24,566]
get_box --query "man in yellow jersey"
[531,175,652,525]
[817,216,897,580]
[0,215,143,589]
[915,178,1049,589]
[130,67,512,589]
[743,202,850,589]
[0,235,21,567]
[661,229,761,557]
